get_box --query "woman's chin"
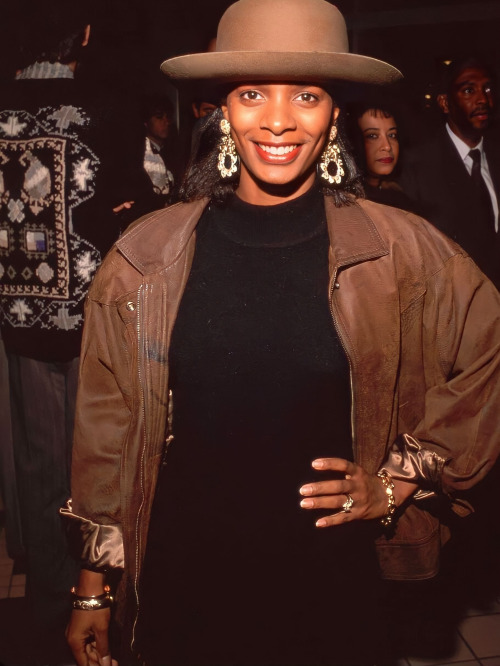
[237,168,318,203]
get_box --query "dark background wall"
[2,0,499,140]
[3,1,499,92]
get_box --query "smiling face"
[357,110,399,185]
[221,83,338,205]
[438,66,494,147]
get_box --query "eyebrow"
[362,126,398,132]
[456,78,492,87]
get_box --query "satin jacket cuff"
[380,433,448,494]
[60,499,124,571]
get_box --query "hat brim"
[160,51,402,85]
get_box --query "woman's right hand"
[67,570,118,665]
[67,608,117,665]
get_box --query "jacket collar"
[324,196,388,269]
[116,198,209,275]
[116,195,388,275]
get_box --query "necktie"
[469,149,495,231]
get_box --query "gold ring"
[342,494,354,513]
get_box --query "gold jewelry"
[71,585,113,611]
[377,471,396,527]
[318,125,344,185]
[217,118,239,179]
[341,493,354,513]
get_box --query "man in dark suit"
[400,57,499,288]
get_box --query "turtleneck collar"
[211,185,326,248]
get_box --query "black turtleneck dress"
[138,187,384,665]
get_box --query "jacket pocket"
[375,502,443,581]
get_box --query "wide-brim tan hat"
[161,0,402,85]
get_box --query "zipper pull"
[162,389,174,465]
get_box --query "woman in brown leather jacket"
[64,1,500,665]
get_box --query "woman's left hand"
[299,457,394,527]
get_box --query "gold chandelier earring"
[217,119,239,179]
[318,125,344,185]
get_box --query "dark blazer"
[399,125,500,288]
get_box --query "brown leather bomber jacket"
[62,195,500,648]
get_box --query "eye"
[364,133,379,140]
[461,86,474,95]
[240,90,264,101]
[294,92,319,104]
[388,132,399,140]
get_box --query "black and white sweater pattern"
[0,67,123,360]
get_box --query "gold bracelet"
[377,471,396,527]
[71,585,113,611]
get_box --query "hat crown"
[160,0,401,86]
[216,0,349,54]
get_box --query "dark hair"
[17,2,92,67]
[346,100,404,179]
[179,106,363,206]
[140,94,174,122]
[438,56,496,96]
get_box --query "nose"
[476,87,487,104]
[260,96,296,135]
[380,135,392,152]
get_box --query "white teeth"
[258,144,297,155]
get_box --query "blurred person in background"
[349,101,413,210]
[112,95,180,228]
[0,2,129,660]
[400,56,499,288]
[142,94,177,207]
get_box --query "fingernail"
[300,498,314,508]
[316,518,327,527]
[312,460,325,469]
[300,485,313,496]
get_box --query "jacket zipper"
[328,270,357,458]
[130,287,174,655]
[131,284,148,653]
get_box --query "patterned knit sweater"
[0,62,128,361]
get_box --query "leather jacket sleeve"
[60,499,124,571]
[60,256,136,572]
[381,255,500,496]
[381,433,446,489]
